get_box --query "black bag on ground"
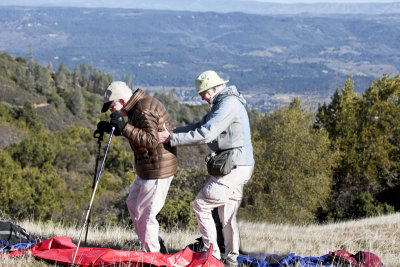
[205,149,234,176]
[0,221,33,244]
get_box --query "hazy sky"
[1,0,400,7]
[2,0,400,4]
[1,0,400,9]
[255,0,400,2]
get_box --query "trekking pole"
[83,129,105,244]
[71,127,115,266]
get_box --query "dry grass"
[239,213,400,266]
[1,213,399,266]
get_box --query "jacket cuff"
[169,133,176,146]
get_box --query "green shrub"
[158,193,197,230]
[0,150,66,220]
[8,133,55,168]
[157,168,208,230]
[241,99,336,223]
[352,192,394,217]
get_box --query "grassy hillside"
[2,213,399,266]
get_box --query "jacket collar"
[123,88,145,113]
[210,87,229,106]
[210,85,246,107]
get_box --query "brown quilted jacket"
[121,89,177,179]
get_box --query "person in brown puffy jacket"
[100,81,177,253]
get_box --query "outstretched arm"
[170,97,237,147]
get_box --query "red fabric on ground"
[1,250,24,258]
[27,237,223,266]
[32,236,76,251]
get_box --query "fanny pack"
[205,149,234,176]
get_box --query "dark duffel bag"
[0,221,32,244]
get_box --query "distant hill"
[1,6,399,111]
[2,0,400,15]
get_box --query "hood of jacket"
[210,85,246,107]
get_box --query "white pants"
[193,165,254,259]
[126,176,173,252]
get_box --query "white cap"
[101,81,133,112]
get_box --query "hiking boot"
[188,237,204,252]
[223,257,238,267]
[158,236,168,254]
[222,253,239,267]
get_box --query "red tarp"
[16,236,223,266]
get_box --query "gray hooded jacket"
[170,85,254,166]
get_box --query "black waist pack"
[205,149,234,176]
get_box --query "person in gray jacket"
[158,70,254,266]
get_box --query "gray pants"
[126,176,173,252]
[193,165,254,259]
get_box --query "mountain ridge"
[1,1,400,15]
[1,6,399,111]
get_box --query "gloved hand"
[110,110,127,136]
[93,121,112,140]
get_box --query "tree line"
[0,52,399,229]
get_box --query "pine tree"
[25,68,36,92]
[36,66,52,94]
[73,66,82,88]
[315,75,399,219]
[69,86,85,116]
[28,44,34,64]
[15,64,26,87]
[127,74,133,89]
[47,61,54,73]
